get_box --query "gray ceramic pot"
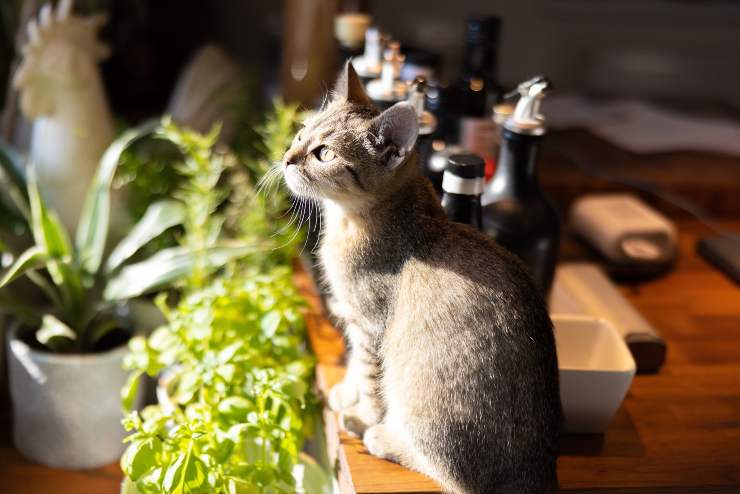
[6,326,141,469]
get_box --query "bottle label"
[442,172,484,195]
[460,117,497,160]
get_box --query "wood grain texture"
[302,221,740,494]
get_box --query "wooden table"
[1,220,739,493]
[298,220,740,494]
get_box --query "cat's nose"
[284,150,301,167]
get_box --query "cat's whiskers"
[273,198,300,237]
[272,196,305,251]
[255,163,280,194]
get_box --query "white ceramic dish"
[552,314,636,434]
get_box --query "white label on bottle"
[460,117,497,160]
[442,172,484,195]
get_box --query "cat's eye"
[314,146,336,162]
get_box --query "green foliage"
[115,136,184,254]
[227,100,305,269]
[121,268,323,494]
[120,100,331,493]
[0,120,251,352]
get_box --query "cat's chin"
[283,166,310,197]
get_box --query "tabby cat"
[281,63,561,494]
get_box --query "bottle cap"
[504,75,551,136]
[442,154,485,195]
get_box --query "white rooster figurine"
[13,0,115,232]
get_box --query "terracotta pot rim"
[6,325,129,365]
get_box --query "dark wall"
[370,0,740,108]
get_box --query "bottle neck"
[461,41,498,82]
[488,129,543,197]
[441,192,483,230]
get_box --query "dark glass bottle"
[441,154,484,230]
[456,17,503,176]
[482,77,559,295]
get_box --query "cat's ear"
[371,102,419,169]
[333,61,372,106]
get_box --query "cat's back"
[403,181,547,323]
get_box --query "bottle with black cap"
[482,76,560,295]
[441,154,485,230]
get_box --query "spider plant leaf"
[27,166,71,259]
[36,314,77,352]
[76,120,158,276]
[0,245,46,287]
[106,199,186,274]
[103,244,254,301]
[25,166,81,300]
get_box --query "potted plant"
[0,122,251,469]
[117,105,331,493]
[120,268,330,494]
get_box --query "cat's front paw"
[363,424,401,462]
[328,381,359,411]
[339,410,368,437]
[339,404,379,437]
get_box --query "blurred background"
[2,0,739,218]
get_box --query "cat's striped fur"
[281,63,561,493]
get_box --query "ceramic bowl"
[553,314,636,433]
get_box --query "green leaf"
[173,372,200,404]
[26,166,72,262]
[121,371,143,413]
[0,245,46,287]
[26,166,83,309]
[121,436,162,482]
[103,244,254,301]
[225,477,259,494]
[260,311,281,338]
[76,120,158,275]
[36,314,76,352]
[162,446,208,494]
[135,467,166,494]
[294,452,332,494]
[106,200,186,273]
[217,396,251,419]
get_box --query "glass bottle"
[482,76,560,295]
[456,17,503,177]
[441,154,484,230]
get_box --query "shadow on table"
[560,406,644,457]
